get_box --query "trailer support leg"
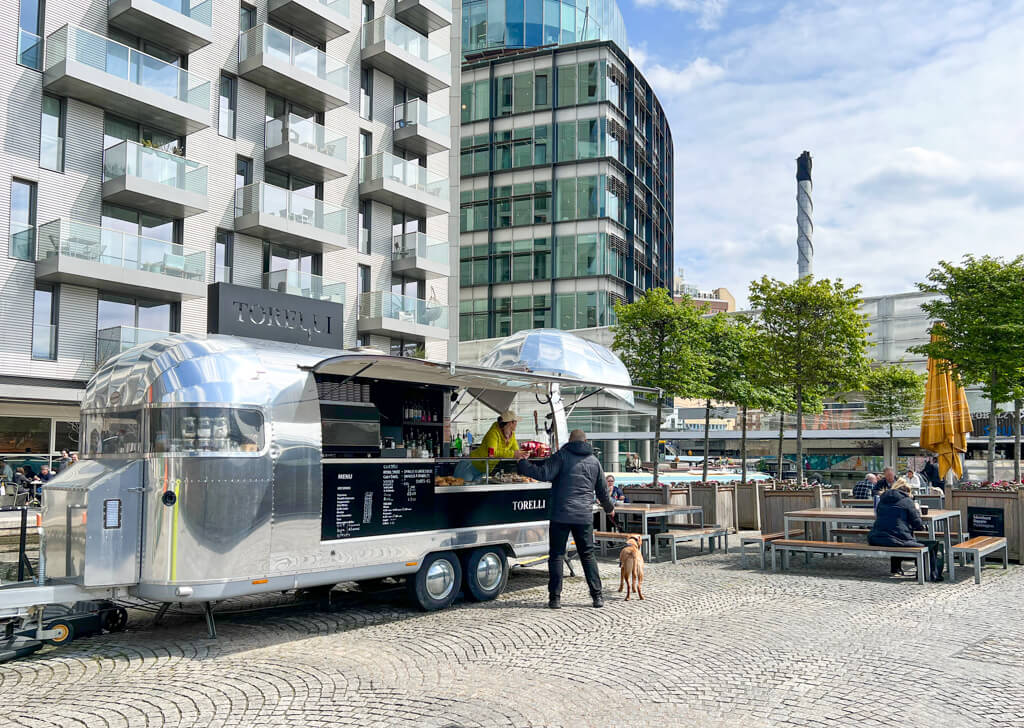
[203,602,217,640]
[151,602,171,627]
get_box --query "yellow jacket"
[470,422,519,473]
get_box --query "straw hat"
[498,410,518,425]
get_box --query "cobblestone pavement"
[2,541,1023,728]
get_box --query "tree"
[748,276,871,486]
[612,289,711,499]
[912,255,1024,482]
[863,364,927,469]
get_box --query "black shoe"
[548,595,561,609]
[592,595,604,608]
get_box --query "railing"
[0,509,37,584]
[17,29,43,69]
[40,134,64,172]
[239,24,349,88]
[393,99,449,136]
[359,152,448,200]
[110,0,214,26]
[96,326,170,364]
[266,114,347,163]
[32,324,57,361]
[9,224,35,261]
[235,183,348,238]
[311,0,350,17]
[215,265,231,282]
[36,219,206,281]
[103,140,208,195]
[358,291,448,329]
[361,16,449,74]
[391,232,448,264]
[264,269,345,304]
[44,25,211,110]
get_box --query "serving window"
[149,407,264,454]
[83,410,143,455]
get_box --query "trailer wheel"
[464,548,508,602]
[102,607,129,633]
[42,620,74,646]
[407,552,462,611]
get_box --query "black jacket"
[921,461,942,487]
[517,441,613,524]
[868,489,925,547]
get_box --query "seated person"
[38,465,54,482]
[605,474,626,503]
[868,478,943,581]
[453,410,522,482]
[13,467,32,493]
[852,473,877,499]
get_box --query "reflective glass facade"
[462,0,627,56]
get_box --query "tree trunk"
[1015,399,1021,483]
[702,398,711,482]
[654,394,666,503]
[795,384,804,487]
[741,405,748,485]
[777,411,785,481]
[889,421,896,471]
[988,375,997,483]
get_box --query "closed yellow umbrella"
[920,333,973,479]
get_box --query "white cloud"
[633,0,729,30]
[630,45,726,95]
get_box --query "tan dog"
[618,535,645,600]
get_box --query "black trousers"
[891,539,943,580]
[549,520,602,598]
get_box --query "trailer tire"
[102,607,129,633]
[464,548,508,602]
[407,552,462,611]
[42,620,74,646]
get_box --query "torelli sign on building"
[207,283,344,348]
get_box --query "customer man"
[921,456,943,489]
[852,473,878,499]
[875,466,897,494]
[38,465,55,482]
[516,429,614,609]
[905,468,923,492]
[606,474,626,503]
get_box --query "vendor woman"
[454,410,522,482]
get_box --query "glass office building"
[462,0,627,55]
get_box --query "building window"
[32,284,57,360]
[359,201,371,254]
[359,130,372,158]
[218,75,237,138]
[40,95,65,172]
[361,0,374,22]
[215,230,233,283]
[357,264,371,296]
[9,179,37,261]
[236,156,253,188]
[360,68,373,120]
[239,2,257,31]
[17,0,44,69]
[97,294,178,344]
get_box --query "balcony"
[263,269,345,304]
[43,25,210,135]
[393,100,450,156]
[268,0,353,43]
[357,291,448,342]
[35,219,207,302]
[395,0,452,35]
[265,115,348,182]
[238,25,349,112]
[391,233,449,280]
[96,326,170,365]
[17,29,43,70]
[107,0,213,55]
[360,17,450,96]
[234,183,348,253]
[102,141,208,218]
[359,152,449,218]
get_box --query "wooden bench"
[594,531,651,560]
[952,536,1008,584]
[740,530,804,569]
[655,526,728,563]
[832,527,964,540]
[771,539,929,584]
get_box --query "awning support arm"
[564,387,604,417]
[331,363,375,389]
[453,388,486,422]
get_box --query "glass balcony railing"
[9,224,36,261]
[36,219,206,281]
[266,114,347,163]
[44,25,211,110]
[393,99,449,136]
[392,233,448,265]
[358,291,448,329]
[235,183,348,238]
[239,24,349,88]
[103,140,208,195]
[96,326,170,364]
[110,0,214,25]
[215,265,231,282]
[18,29,43,69]
[360,152,448,200]
[264,269,345,304]
[361,16,449,74]
[32,324,57,361]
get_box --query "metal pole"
[17,507,27,582]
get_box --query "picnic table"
[600,502,704,538]
[783,507,962,579]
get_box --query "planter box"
[621,486,692,526]
[759,486,841,535]
[688,484,737,532]
[736,482,769,530]
[946,487,1024,563]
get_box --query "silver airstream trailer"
[0,332,652,646]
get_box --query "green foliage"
[863,364,927,431]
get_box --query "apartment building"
[2,0,460,468]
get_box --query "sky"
[623,0,1024,306]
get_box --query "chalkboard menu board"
[968,506,1005,538]
[321,461,436,540]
